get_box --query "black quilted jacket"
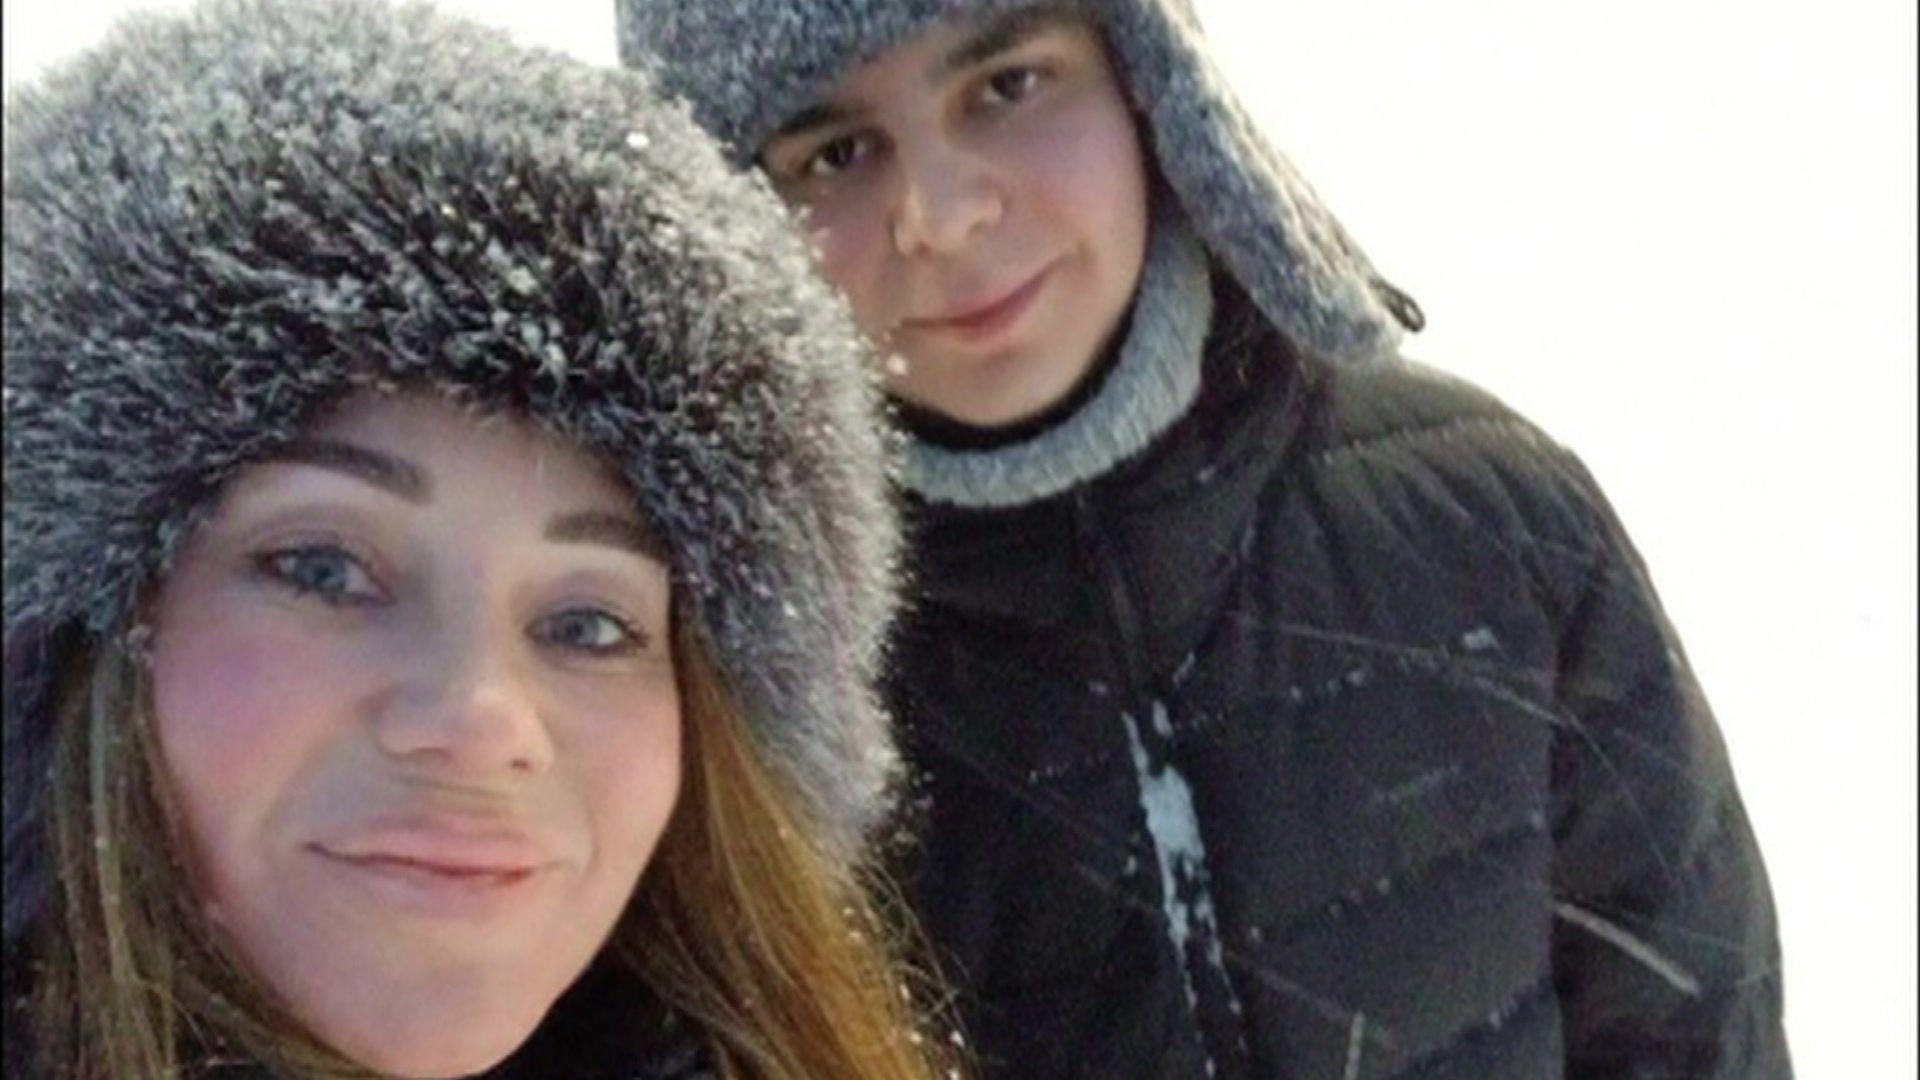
[888,278,1790,1079]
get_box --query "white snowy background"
[7,0,1915,1074]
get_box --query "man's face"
[761,10,1150,427]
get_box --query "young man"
[616,2,1791,1077]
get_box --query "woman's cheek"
[569,677,683,881]
[150,597,369,831]
[572,671,681,788]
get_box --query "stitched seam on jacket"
[1293,478,1604,575]
[979,652,1564,786]
[1382,969,1557,1079]
[1553,900,1704,998]
[1557,735,1746,918]
[1305,415,1551,470]
[1556,798,1759,964]
[1249,812,1550,939]
[1180,661,1559,752]
[1299,415,1610,583]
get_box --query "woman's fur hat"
[613,0,1425,367]
[4,0,901,941]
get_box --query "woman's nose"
[368,616,555,778]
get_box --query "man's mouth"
[902,263,1055,342]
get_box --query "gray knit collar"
[902,207,1212,508]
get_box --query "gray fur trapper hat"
[613,0,1425,367]
[3,0,902,939]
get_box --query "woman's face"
[759,10,1150,427]
[148,395,682,1078]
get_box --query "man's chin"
[888,361,1088,431]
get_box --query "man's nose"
[891,139,1004,257]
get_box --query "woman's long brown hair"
[625,619,957,1078]
[22,618,959,1078]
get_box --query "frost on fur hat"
[613,0,1425,367]
[3,0,902,938]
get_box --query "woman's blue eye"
[532,607,644,656]
[257,544,385,606]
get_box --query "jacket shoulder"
[1293,356,1605,528]
[1271,354,1624,630]
[1296,355,1546,458]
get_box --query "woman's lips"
[306,823,557,919]
[315,825,549,873]
[903,263,1054,344]
[308,845,547,920]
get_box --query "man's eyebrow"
[765,7,1083,147]
[933,7,1083,81]
[770,100,868,143]
[546,510,665,561]
[264,439,429,503]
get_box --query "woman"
[614,0,1791,1076]
[3,1,951,1076]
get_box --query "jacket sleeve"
[1544,457,1791,1079]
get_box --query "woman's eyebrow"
[264,438,430,503]
[933,8,1080,81]
[546,510,665,560]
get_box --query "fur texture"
[3,0,902,943]
[613,0,1426,369]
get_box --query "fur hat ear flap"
[1110,0,1421,361]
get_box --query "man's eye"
[257,544,385,606]
[981,66,1044,106]
[531,607,645,656]
[804,134,872,179]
